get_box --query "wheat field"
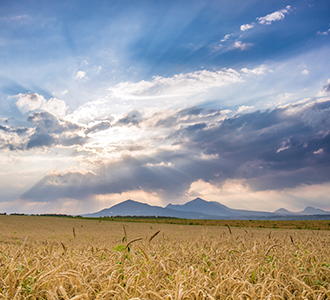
[0,216,329,299]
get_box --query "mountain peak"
[305,206,315,210]
[113,199,152,208]
[123,199,138,204]
[300,206,328,215]
[274,208,295,215]
[191,197,207,203]
[165,197,237,216]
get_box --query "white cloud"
[220,34,232,42]
[15,93,46,113]
[301,69,309,75]
[146,162,174,167]
[14,92,68,116]
[317,28,330,35]
[276,145,290,153]
[240,23,254,31]
[241,64,270,75]
[257,5,291,25]
[68,65,270,124]
[41,98,68,116]
[185,179,258,209]
[213,44,223,51]
[75,70,86,79]
[231,41,253,51]
[237,105,254,113]
[266,92,296,108]
[314,148,324,155]
[0,15,29,23]
[109,68,243,99]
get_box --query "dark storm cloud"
[177,106,203,116]
[177,101,330,190]
[115,110,142,126]
[1,111,88,150]
[0,123,31,150]
[0,124,13,133]
[322,82,330,93]
[60,136,88,147]
[26,112,88,149]
[155,116,177,128]
[185,123,207,132]
[0,124,29,135]
[85,121,111,134]
[27,111,82,134]
[15,127,30,135]
[21,100,330,202]
[27,132,57,149]
[22,151,219,201]
[155,107,222,128]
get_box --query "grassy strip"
[97,216,330,230]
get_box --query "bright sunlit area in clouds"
[0,0,330,214]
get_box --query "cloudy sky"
[1,0,330,215]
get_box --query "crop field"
[0,216,330,299]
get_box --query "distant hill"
[166,197,273,217]
[83,198,330,220]
[274,206,329,215]
[166,197,235,216]
[273,208,296,215]
[83,199,215,219]
[298,206,329,215]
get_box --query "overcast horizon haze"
[1,0,330,215]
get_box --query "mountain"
[274,206,329,215]
[83,199,215,219]
[298,206,329,215]
[166,197,273,217]
[83,198,330,219]
[166,197,236,216]
[273,208,296,215]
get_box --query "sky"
[1,0,330,215]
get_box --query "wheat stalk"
[225,224,232,235]
[265,244,282,256]
[126,237,143,249]
[149,230,161,243]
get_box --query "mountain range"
[83,198,330,220]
